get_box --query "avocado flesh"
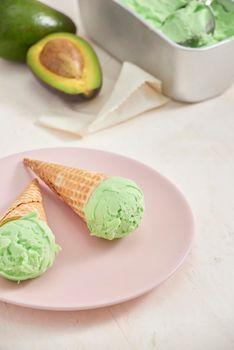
[0,0,76,62]
[27,33,102,99]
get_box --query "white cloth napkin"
[38,62,169,137]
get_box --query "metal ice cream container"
[79,0,234,102]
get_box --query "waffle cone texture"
[0,179,47,226]
[23,158,108,221]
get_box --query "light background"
[0,1,234,349]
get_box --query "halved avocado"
[27,33,102,100]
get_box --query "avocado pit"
[40,38,84,79]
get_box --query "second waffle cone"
[0,179,47,226]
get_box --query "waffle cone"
[0,179,47,226]
[24,158,108,221]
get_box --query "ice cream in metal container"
[79,0,234,102]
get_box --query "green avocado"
[0,0,76,62]
[27,33,103,100]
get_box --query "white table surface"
[0,1,234,349]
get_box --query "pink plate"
[0,147,194,310]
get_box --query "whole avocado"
[0,0,77,62]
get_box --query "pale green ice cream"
[84,177,145,240]
[121,0,234,47]
[0,212,60,282]
[121,0,188,28]
[161,1,217,47]
[212,1,234,42]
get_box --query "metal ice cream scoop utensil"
[178,0,234,47]
[201,0,234,36]
[200,0,216,34]
[193,0,234,45]
[203,0,213,5]
[203,0,234,11]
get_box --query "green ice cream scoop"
[212,1,234,42]
[84,177,145,240]
[121,0,188,28]
[161,1,216,47]
[0,212,60,282]
[122,0,234,47]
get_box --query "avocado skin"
[34,73,102,102]
[0,0,76,62]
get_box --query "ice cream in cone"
[24,158,145,240]
[0,179,60,282]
